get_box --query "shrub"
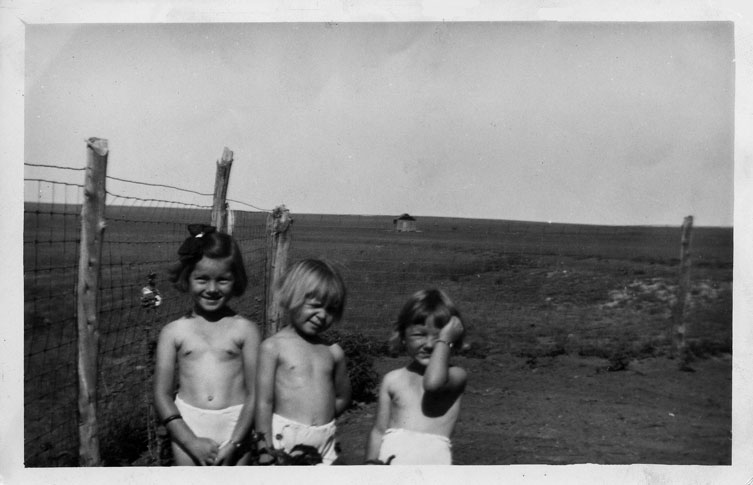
[578,333,668,371]
[323,330,382,403]
[686,338,732,358]
[606,346,631,372]
[100,408,150,466]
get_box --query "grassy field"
[23,207,732,465]
[291,214,731,355]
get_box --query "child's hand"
[214,441,240,466]
[188,437,220,466]
[364,455,395,465]
[256,447,289,466]
[256,449,277,465]
[439,316,464,345]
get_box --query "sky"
[22,21,735,226]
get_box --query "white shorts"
[378,428,453,465]
[174,394,242,447]
[272,413,338,465]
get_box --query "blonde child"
[153,224,261,465]
[255,259,352,465]
[365,288,466,465]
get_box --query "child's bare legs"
[234,451,252,465]
[171,441,196,466]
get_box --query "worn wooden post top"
[85,137,109,156]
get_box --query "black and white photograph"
[2,1,752,484]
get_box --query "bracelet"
[436,339,453,349]
[161,414,183,426]
[228,439,243,449]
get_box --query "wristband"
[161,414,183,426]
[436,339,453,349]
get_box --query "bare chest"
[390,373,462,418]
[277,344,334,384]
[391,378,427,410]
[179,329,242,362]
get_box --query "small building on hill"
[393,213,417,232]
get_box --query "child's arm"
[153,322,219,465]
[331,343,352,417]
[216,318,261,465]
[254,338,278,451]
[364,373,393,463]
[424,316,466,393]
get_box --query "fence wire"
[24,165,270,466]
[24,180,83,467]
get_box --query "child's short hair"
[390,288,464,354]
[278,259,346,322]
[169,224,248,296]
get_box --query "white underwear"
[271,413,338,465]
[378,428,453,465]
[174,394,242,447]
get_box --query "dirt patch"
[334,353,731,465]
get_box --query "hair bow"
[177,224,216,258]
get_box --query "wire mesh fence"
[24,164,270,466]
[24,178,84,467]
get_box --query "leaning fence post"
[671,215,693,368]
[265,206,293,338]
[211,147,234,233]
[77,137,108,466]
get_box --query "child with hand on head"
[255,259,352,465]
[153,224,261,466]
[365,288,466,465]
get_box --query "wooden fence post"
[211,147,234,233]
[265,206,293,338]
[671,215,694,368]
[77,137,108,466]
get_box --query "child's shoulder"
[227,314,261,342]
[449,364,467,379]
[382,366,410,383]
[447,365,468,391]
[326,341,346,359]
[264,326,292,341]
[157,316,194,343]
[227,312,251,322]
[161,315,192,332]
[260,328,288,350]
[226,313,259,329]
